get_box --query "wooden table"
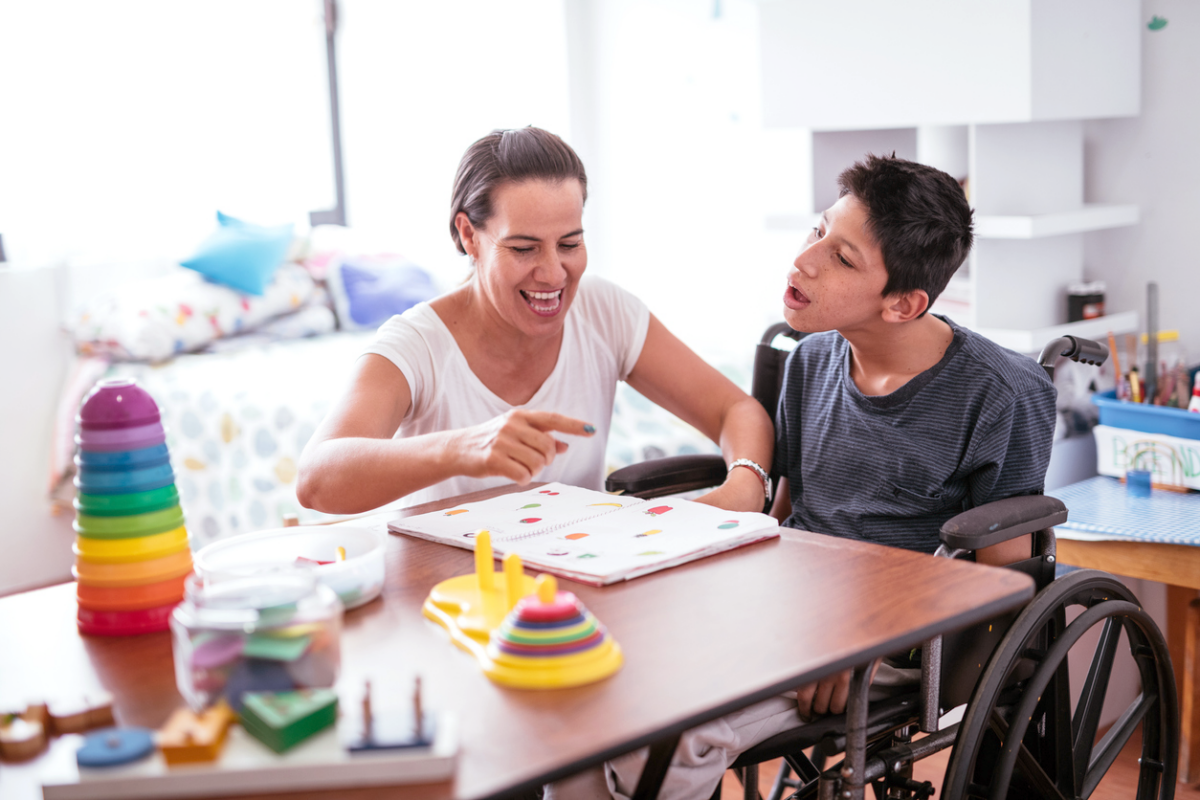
[1050,476,1200,784]
[0,487,1035,800]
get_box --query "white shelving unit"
[756,0,1142,353]
[974,204,1140,239]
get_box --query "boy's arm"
[964,388,1056,566]
[770,477,791,524]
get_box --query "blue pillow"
[180,212,294,296]
[327,256,438,330]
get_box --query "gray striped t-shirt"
[773,318,1056,554]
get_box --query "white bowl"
[194,526,386,609]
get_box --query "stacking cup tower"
[73,378,192,636]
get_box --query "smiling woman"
[296,127,773,515]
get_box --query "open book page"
[388,482,645,548]
[499,500,780,585]
[388,482,780,585]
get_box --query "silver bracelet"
[728,458,772,503]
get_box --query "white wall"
[565,0,790,367]
[1084,0,1200,364]
[0,266,77,594]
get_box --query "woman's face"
[459,178,587,341]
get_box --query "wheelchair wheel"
[943,569,1178,800]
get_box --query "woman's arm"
[625,315,774,513]
[296,354,592,514]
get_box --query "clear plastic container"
[170,571,342,711]
[192,526,386,610]
[1137,330,1190,407]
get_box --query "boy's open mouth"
[521,289,563,316]
[783,283,810,310]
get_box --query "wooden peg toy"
[344,677,433,753]
[157,701,236,765]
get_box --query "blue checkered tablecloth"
[1049,476,1200,544]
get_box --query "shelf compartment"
[973,309,1139,354]
[975,204,1138,239]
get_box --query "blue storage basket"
[1092,390,1200,440]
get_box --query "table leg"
[1176,589,1200,785]
[632,732,682,800]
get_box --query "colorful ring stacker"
[73,548,193,588]
[73,526,190,564]
[74,505,185,539]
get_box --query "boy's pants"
[544,662,919,800]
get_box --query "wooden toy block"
[157,701,236,765]
[0,712,48,762]
[48,692,115,735]
[239,689,338,754]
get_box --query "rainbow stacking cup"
[74,378,190,635]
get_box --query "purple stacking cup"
[78,378,161,431]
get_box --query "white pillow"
[72,263,316,362]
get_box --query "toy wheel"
[943,569,1177,799]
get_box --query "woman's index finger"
[522,410,596,436]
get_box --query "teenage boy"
[772,154,1055,720]
[548,155,1056,800]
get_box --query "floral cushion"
[73,263,316,362]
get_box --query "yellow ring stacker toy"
[73,547,193,588]
[423,530,622,688]
[73,526,190,564]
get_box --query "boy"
[772,154,1055,720]
[549,155,1056,800]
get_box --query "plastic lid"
[1067,280,1106,295]
[77,379,161,431]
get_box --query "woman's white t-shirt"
[362,276,650,507]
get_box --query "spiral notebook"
[388,482,781,586]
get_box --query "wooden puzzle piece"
[157,701,236,765]
[239,689,338,754]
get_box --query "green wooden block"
[242,633,311,662]
[239,689,338,753]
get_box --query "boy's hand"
[693,464,768,513]
[795,661,882,721]
[795,671,852,721]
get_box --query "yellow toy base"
[480,637,622,689]
[422,532,622,689]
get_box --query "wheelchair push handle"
[1037,335,1109,380]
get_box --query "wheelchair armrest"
[939,494,1067,551]
[604,454,727,499]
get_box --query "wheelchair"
[606,326,1179,800]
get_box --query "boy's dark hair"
[449,127,588,255]
[838,154,973,315]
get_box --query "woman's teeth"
[522,289,562,313]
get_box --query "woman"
[297,127,771,515]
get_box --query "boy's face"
[782,195,892,334]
